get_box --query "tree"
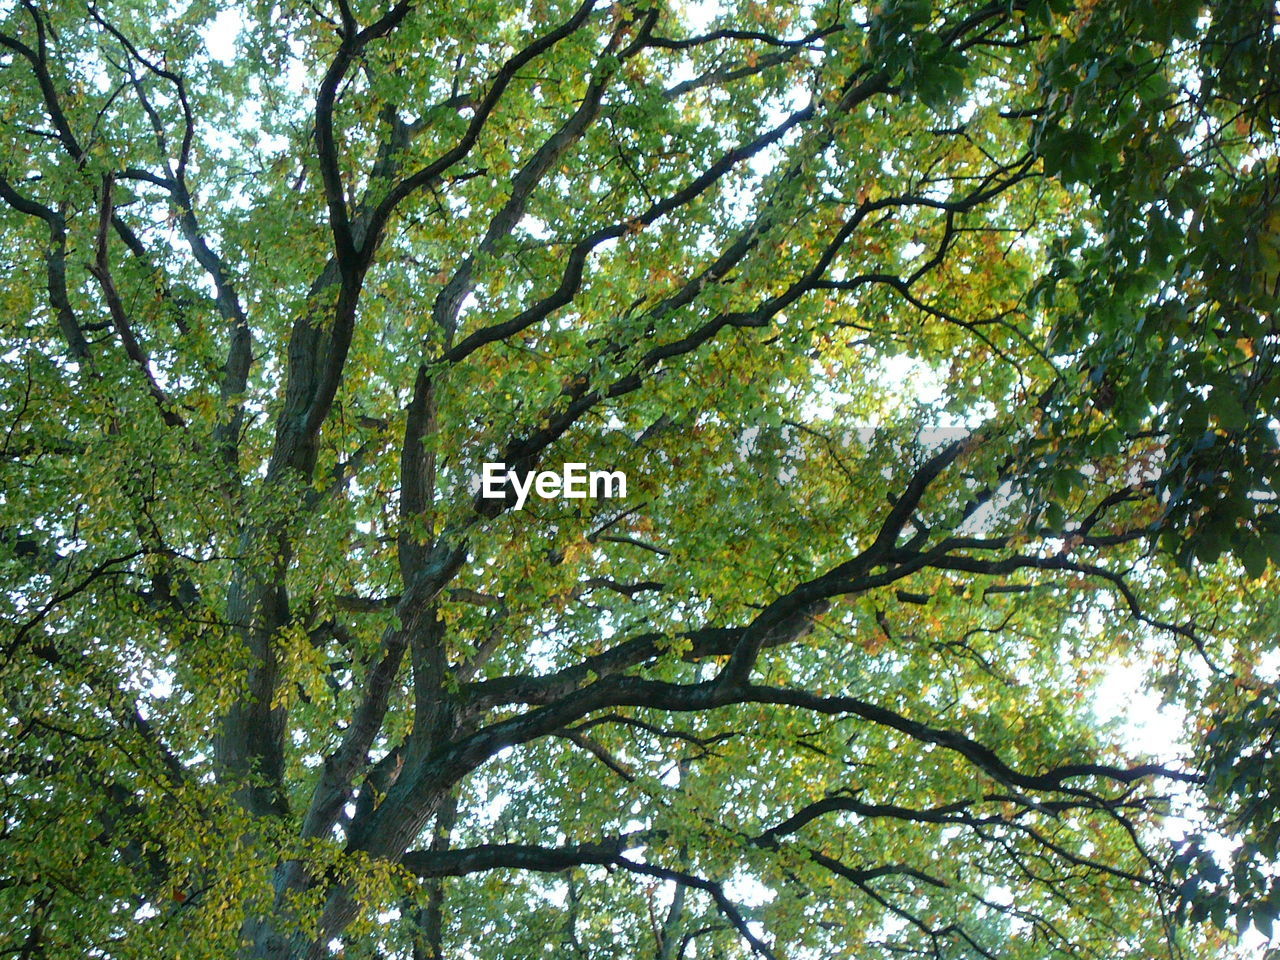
[1,0,1275,958]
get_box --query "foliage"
[0,1,1276,959]
[1178,684,1280,939]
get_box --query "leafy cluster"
[0,1,1276,959]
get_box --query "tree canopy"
[1,1,1278,958]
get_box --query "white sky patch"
[203,9,241,65]
[681,0,723,33]
[1093,659,1186,757]
[133,902,159,921]
[724,872,774,908]
[880,353,945,406]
